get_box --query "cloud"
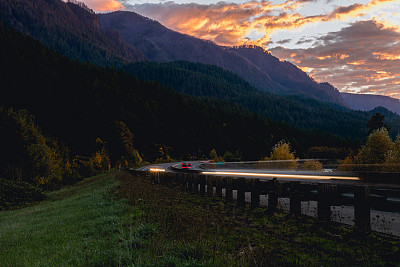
[130,0,398,48]
[80,0,399,98]
[276,39,292,44]
[296,38,314,45]
[78,0,124,12]
[130,0,325,47]
[270,20,400,98]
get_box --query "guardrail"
[130,169,400,235]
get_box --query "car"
[181,162,192,169]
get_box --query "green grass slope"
[2,172,399,266]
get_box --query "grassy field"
[0,172,399,266]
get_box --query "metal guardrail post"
[216,176,223,197]
[290,181,301,216]
[200,175,206,196]
[193,174,199,193]
[225,177,233,202]
[207,176,213,196]
[237,177,246,207]
[317,183,331,223]
[354,185,371,233]
[268,178,278,212]
[251,178,260,209]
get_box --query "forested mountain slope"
[124,61,400,140]
[1,23,352,162]
[98,11,345,106]
[0,0,145,65]
[230,46,345,105]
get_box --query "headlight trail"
[201,171,360,181]
[149,168,166,172]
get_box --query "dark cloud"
[276,39,292,44]
[296,38,314,45]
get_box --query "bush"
[299,161,323,171]
[0,178,46,210]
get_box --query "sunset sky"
[80,0,400,99]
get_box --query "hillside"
[123,61,400,140]
[1,22,352,165]
[0,0,145,65]
[98,11,346,106]
[342,93,400,115]
[230,46,345,105]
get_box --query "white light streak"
[201,171,360,180]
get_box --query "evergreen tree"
[367,112,390,135]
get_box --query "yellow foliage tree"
[115,121,142,168]
[339,129,400,172]
[263,140,299,170]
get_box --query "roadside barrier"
[129,170,400,234]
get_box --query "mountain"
[230,46,346,105]
[98,11,346,106]
[0,0,145,65]
[342,93,400,115]
[2,21,354,162]
[123,61,400,140]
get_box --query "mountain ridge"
[98,11,346,106]
[342,93,400,115]
[0,0,146,65]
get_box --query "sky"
[79,0,400,99]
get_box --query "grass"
[0,173,130,266]
[0,171,399,266]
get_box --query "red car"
[181,162,192,169]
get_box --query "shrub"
[0,178,46,210]
[299,161,323,171]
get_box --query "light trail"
[201,171,360,181]
[149,168,166,172]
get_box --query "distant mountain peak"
[342,93,400,114]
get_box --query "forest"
[0,22,359,207]
[3,8,400,210]
[123,61,400,140]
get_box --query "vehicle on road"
[181,162,192,169]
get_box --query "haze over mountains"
[342,93,400,115]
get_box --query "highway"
[137,160,396,187]
[135,160,400,236]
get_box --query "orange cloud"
[79,0,124,12]
[132,0,398,48]
[130,1,399,98]
[373,52,400,60]
[271,20,400,99]
[132,1,324,47]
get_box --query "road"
[135,160,400,236]
[138,161,400,188]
